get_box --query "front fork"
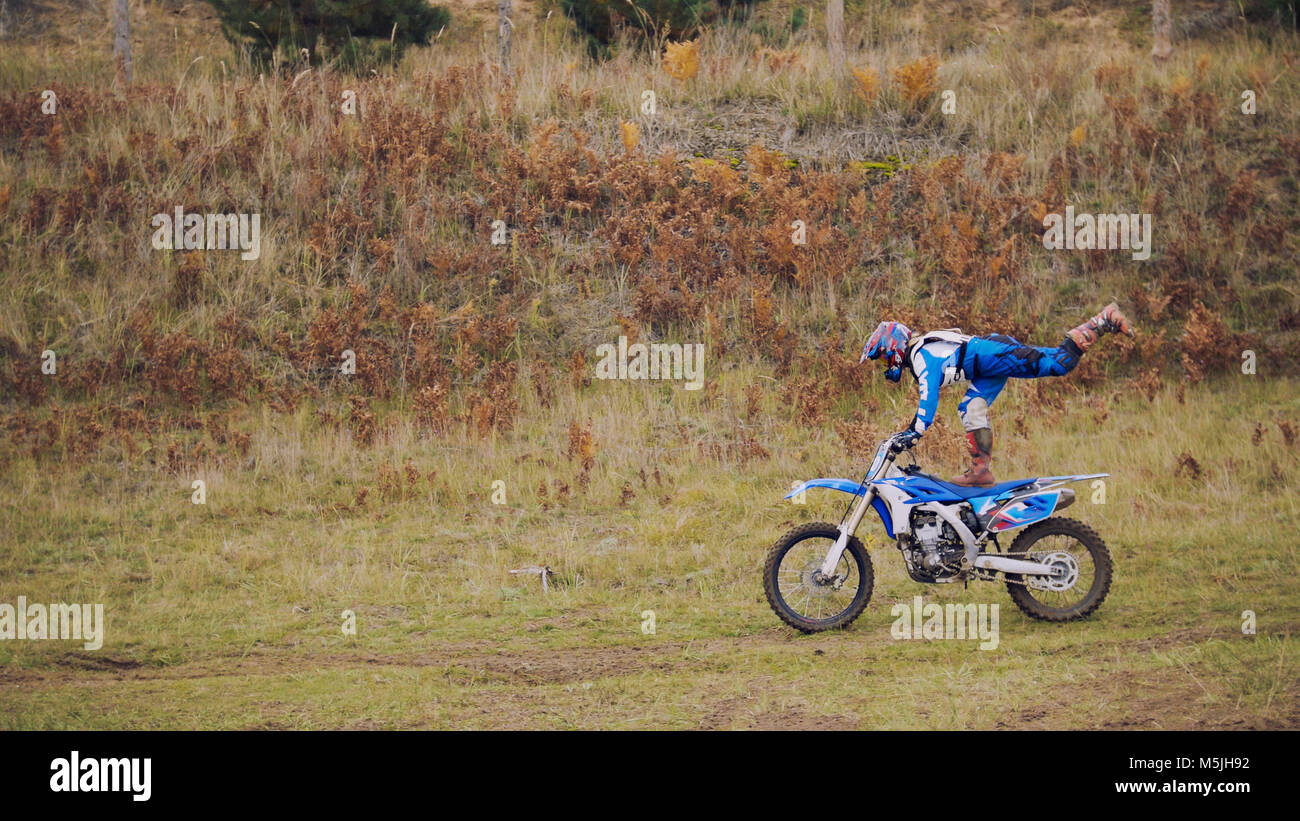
[818,487,876,578]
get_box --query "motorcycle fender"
[783,480,901,540]
[784,478,867,499]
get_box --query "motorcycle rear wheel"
[1003,517,1113,621]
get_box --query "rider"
[861,304,1135,487]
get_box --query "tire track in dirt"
[1,621,1289,694]
[0,629,797,688]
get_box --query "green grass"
[2,370,1296,729]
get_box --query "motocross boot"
[951,428,995,487]
[1066,302,1136,351]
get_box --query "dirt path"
[0,622,1239,687]
[4,624,1294,729]
[0,631,786,687]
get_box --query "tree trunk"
[1151,0,1173,62]
[826,0,845,64]
[113,0,132,84]
[498,0,511,73]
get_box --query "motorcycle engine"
[902,510,968,581]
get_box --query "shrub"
[561,0,766,54]
[203,0,451,72]
[562,0,706,48]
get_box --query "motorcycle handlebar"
[888,434,912,454]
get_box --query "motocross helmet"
[861,320,912,382]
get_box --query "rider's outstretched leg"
[1066,302,1136,351]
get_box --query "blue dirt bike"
[764,433,1113,632]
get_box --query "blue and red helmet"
[861,321,912,382]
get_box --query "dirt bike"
[764,433,1114,632]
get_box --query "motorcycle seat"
[916,473,1037,499]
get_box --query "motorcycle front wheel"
[763,522,874,633]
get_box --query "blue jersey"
[904,330,972,435]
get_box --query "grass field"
[1,0,1298,729]
[3,367,1296,729]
